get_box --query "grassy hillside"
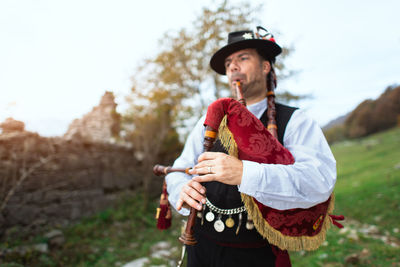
[333,127,400,236]
[291,127,400,266]
[0,193,183,266]
[1,127,399,266]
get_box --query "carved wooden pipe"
[178,81,250,244]
[178,125,217,245]
[235,81,246,106]
[153,165,191,176]
[152,125,217,246]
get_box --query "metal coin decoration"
[201,204,206,225]
[246,213,254,230]
[236,213,242,235]
[214,215,225,232]
[246,220,255,230]
[225,216,235,228]
[205,211,215,222]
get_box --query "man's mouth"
[230,73,246,85]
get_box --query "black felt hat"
[210,26,282,75]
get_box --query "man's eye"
[240,56,249,61]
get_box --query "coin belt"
[199,198,254,233]
[205,198,246,215]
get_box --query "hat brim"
[210,39,282,75]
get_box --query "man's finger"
[189,165,214,175]
[198,152,221,162]
[192,174,216,183]
[176,198,184,211]
[176,199,190,211]
[181,192,203,210]
[192,159,213,169]
[189,180,206,194]
[183,184,206,204]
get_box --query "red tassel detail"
[329,214,345,229]
[271,245,291,267]
[156,180,172,230]
[156,204,172,230]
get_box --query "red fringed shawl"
[204,98,341,251]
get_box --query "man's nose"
[228,59,240,72]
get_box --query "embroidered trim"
[218,121,336,251]
[242,193,335,251]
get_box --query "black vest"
[194,103,298,245]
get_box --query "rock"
[360,224,379,235]
[150,241,173,259]
[359,248,370,259]
[339,227,349,235]
[44,229,63,239]
[122,257,149,267]
[7,243,49,257]
[347,229,359,241]
[150,241,171,252]
[151,249,171,259]
[44,229,65,248]
[318,253,328,259]
[0,117,25,133]
[32,243,49,253]
[345,253,360,264]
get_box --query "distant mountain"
[323,84,400,144]
[323,113,349,131]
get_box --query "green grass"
[333,127,400,237]
[2,127,400,266]
[291,127,400,266]
[0,193,183,266]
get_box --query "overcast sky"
[1,0,399,136]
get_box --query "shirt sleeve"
[165,115,206,216]
[238,109,337,210]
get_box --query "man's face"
[224,48,270,101]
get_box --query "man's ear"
[262,60,271,75]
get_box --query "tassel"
[271,245,292,267]
[156,180,172,230]
[329,214,345,229]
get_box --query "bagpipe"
[153,72,344,251]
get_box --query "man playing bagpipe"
[164,26,340,267]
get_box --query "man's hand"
[177,180,206,211]
[189,152,243,185]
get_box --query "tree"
[344,84,400,138]
[123,0,300,198]
[123,87,183,206]
[130,0,298,133]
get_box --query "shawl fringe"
[218,118,335,251]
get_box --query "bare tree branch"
[0,155,53,213]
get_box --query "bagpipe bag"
[204,97,337,251]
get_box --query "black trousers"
[186,234,276,267]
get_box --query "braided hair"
[266,64,278,138]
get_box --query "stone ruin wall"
[64,91,120,143]
[0,91,161,239]
[0,131,142,238]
